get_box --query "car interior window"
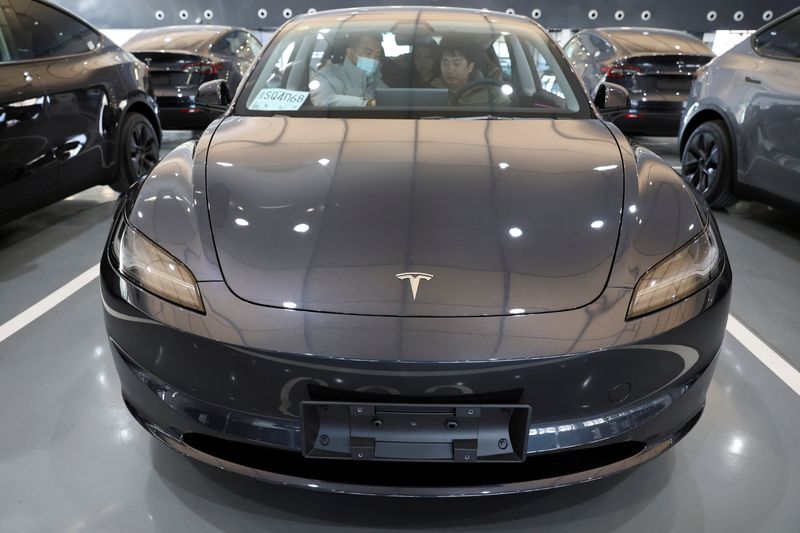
[0,8,17,62]
[530,46,564,99]
[579,34,597,56]
[215,31,257,62]
[492,35,512,78]
[565,35,591,62]
[246,33,262,57]
[755,13,800,60]
[588,35,613,59]
[212,32,237,56]
[10,0,99,59]
[242,17,585,117]
[230,32,254,61]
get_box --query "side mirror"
[196,80,231,110]
[594,82,630,111]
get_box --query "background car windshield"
[240,12,585,118]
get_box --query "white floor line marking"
[726,314,800,396]
[0,263,100,344]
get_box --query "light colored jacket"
[310,59,387,107]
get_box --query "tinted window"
[245,33,262,59]
[10,0,99,58]
[565,34,593,62]
[755,13,800,60]
[588,35,614,59]
[214,31,260,61]
[0,6,19,62]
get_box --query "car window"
[0,7,18,62]
[492,35,512,77]
[238,12,587,119]
[755,12,800,60]
[10,0,99,59]
[588,35,614,60]
[529,44,565,99]
[564,35,592,62]
[236,32,261,61]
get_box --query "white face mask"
[355,56,380,76]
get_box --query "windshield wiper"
[460,115,520,120]
[419,114,519,120]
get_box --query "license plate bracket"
[301,402,530,462]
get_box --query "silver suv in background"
[679,7,800,210]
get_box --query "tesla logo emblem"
[396,272,433,301]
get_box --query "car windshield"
[236,9,589,119]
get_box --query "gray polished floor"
[1,134,799,532]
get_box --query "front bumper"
[101,233,731,495]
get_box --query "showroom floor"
[1,133,799,532]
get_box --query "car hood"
[205,116,624,317]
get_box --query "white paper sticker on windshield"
[249,88,309,111]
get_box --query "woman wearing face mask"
[410,41,440,88]
[431,38,511,106]
[310,32,387,107]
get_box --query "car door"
[743,10,800,203]
[9,0,109,191]
[0,0,56,216]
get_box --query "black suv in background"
[679,7,800,211]
[565,28,714,136]
[0,0,161,224]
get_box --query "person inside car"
[410,40,440,88]
[310,32,387,107]
[431,38,511,106]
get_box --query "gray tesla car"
[679,7,800,210]
[125,25,261,130]
[101,7,731,496]
[565,28,714,136]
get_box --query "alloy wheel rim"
[129,122,159,179]
[682,131,720,195]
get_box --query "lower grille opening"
[307,384,524,404]
[181,433,645,487]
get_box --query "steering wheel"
[455,77,508,105]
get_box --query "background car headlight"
[110,218,205,313]
[627,225,722,319]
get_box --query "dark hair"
[413,40,440,58]
[346,32,383,50]
[412,40,440,70]
[437,37,482,68]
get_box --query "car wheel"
[111,112,160,193]
[681,120,736,209]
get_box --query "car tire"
[111,112,160,193]
[681,120,736,209]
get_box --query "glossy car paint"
[0,0,160,223]
[102,7,731,496]
[566,28,714,136]
[206,117,625,316]
[679,7,800,210]
[125,26,260,130]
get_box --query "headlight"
[110,218,205,313]
[627,225,722,319]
